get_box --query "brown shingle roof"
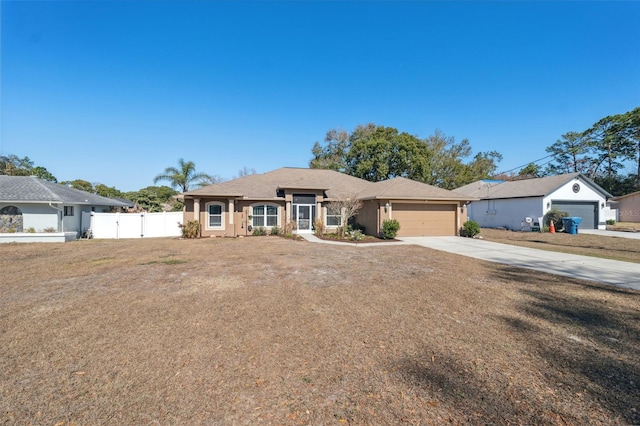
[183,167,473,202]
[358,177,473,201]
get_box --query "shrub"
[179,220,200,239]
[269,225,282,236]
[349,229,364,241]
[313,218,326,236]
[460,220,481,238]
[381,219,400,239]
[606,219,616,225]
[283,220,297,235]
[43,227,56,233]
[252,226,267,236]
[544,208,568,231]
[26,227,36,233]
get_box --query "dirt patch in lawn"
[1,237,639,424]
[480,228,640,264]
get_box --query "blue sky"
[1,1,639,192]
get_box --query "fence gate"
[83,211,183,239]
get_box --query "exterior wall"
[356,201,386,236]
[0,232,76,244]
[467,197,544,231]
[0,203,60,232]
[544,179,608,229]
[618,192,640,223]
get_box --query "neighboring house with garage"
[455,173,616,231]
[614,190,640,223]
[0,175,130,242]
[181,167,475,237]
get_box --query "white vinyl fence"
[82,211,183,239]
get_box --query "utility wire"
[493,153,555,177]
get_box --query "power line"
[494,153,555,176]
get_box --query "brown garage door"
[392,203,457,236]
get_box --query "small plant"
[179,220,200,239]
[313,218,326,236]
[606,219,616,225]
[544,208,568,232]
[460,220,480,238]
[26,227,36,233]
[252,226,267,236]
[7,228,16,233]
[349,229,364,241]
[283,220,297,235]
[43,227,56,233]
[381,219,400,239]
[269,225,282,236]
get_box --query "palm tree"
[153,159,213,192]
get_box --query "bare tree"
[326,195,362,237]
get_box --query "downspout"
[48,202,64,232]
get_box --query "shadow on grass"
[492,265,640,424]
[394,351,551,424]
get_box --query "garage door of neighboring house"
[551,201,598,229]
[393,204,456,236]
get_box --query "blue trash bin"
[563,217,582,234]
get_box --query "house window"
[64,206,74,216]
[326,206,342,226]
[207,202,224,229]
[252,205,279,227]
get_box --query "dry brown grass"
[1,236,639,425]
[480,228,640,264]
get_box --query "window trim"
[205,202,225,230]
[325,206,342,227]
[251,203,280,228]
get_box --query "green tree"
[0,155,34,175]
[30,166,57,182]
[309,128,350,172]
[62,179,94,193]
[518,162,543,178]
[125,185,178,212]
[617,107,640,187]
[94,184,124,199]
[545,131,595,177]
[154,159,213,192]
[310,124,501,189]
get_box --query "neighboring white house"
[0,175,131,242]
[455,173,616,231]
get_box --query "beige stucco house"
[615,190,640,223]
[181,167,474,237]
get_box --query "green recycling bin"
[562,217,582,234]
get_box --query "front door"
[294,204,315,233]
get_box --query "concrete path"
[578,229,640,239]
[398,237,640,290]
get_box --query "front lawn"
[1,237,638,424]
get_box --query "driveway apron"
[398,237,640,291]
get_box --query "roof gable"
[454,173,612,200]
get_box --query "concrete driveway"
[398,236,640,291]
[578,229,640,239]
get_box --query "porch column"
[194,198,200,222]
[286,201,291,221]
[228,199,234,225]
